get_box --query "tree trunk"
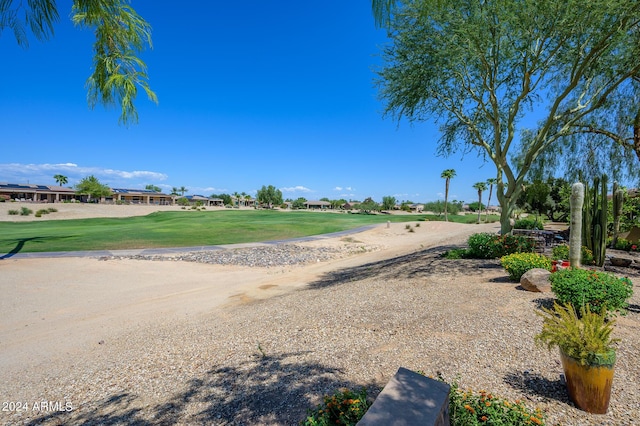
[444,179,449,222]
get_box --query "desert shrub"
[448,381,545,425]
[614,238,633,251]
[443,248,470,259]
[467,233,500,258]
[467,233,536,259]
[36,209,50,215]
[499,234,537,256]
[47,207,58,213]
[551,244,594,265]
[302,388,371,426]
[550,269,634,315]
[20,207,33,216]
[8,209,19,215]
[513,217,545,230]
[501,252,552,281]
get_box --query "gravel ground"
[111,244,381,268]
[3,243,639,426]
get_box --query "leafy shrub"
[551,244,594,265]
[513,217,545,230]
[36,209,50,216]
[499,234,537,256]
[501,252,552,281]
[467,233,536,259]
[8,209,19,215]
[443,248,471,259]
[614,238,633,251]
[47,207,58,213]
[550,269,634,315]
[302,388,371,426]
[20,207,33,216]
[448,381,545,425]
[467,233,500,258]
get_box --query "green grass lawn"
[0,210,499,254]
[0,210,406,254]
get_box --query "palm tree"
[232,192,240,207]
[171,187,179,196]
[485,178,497,222]
[473,182,488,224]
[440,169,456,221]
[179,186,187,196]
[53,174,68,186]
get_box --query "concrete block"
[357,367,450,425]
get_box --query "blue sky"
[1,1,497,204]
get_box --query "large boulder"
[520,268,552,292]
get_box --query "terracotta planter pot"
[560,349,615,414]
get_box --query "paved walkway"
[1,225,379,260]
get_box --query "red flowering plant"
[302,388,371,426]
[448,380,546,425]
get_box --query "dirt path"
[0,220,498,374]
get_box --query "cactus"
[612,181,624,248]
[570,183,584,268]
[582,174,608,267]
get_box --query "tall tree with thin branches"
[1,0,157,125]
[440,169,456,221]
[374,0,640,234]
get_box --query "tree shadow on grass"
[307,245,502,290]
[503,371,569,405]
[24,351,379,425]
[0,237,48,259]
[0,236,76,259]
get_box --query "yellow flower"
[464,404,476,414]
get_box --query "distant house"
[231,196,256,208]
[0,182,77,203]
[409,203,424,212]
[184,195,224,207]
[111,188,174,205]
[305,200,331,210]
[0,182,174,205]
[342,202,358,210]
